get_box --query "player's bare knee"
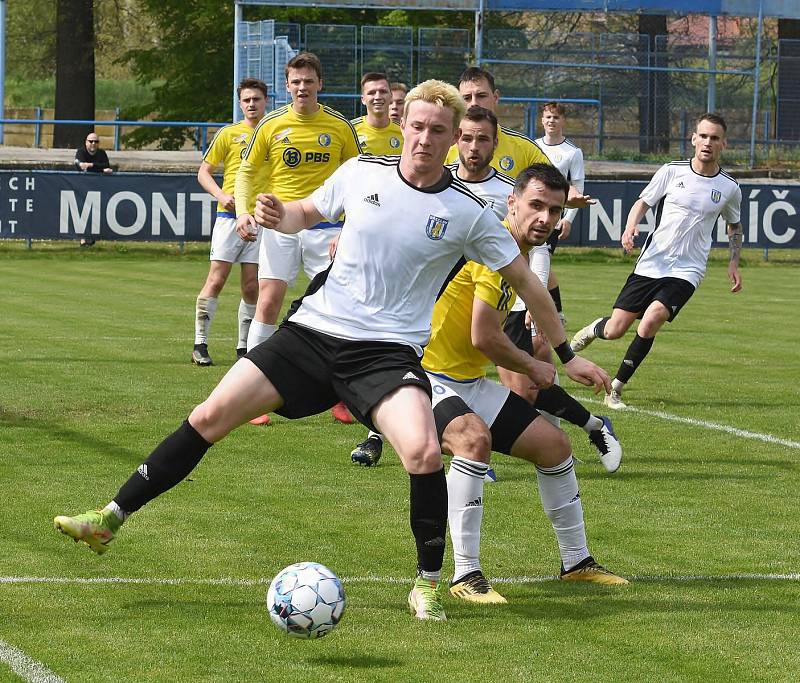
[401,439,444,474]
[510,417,570,467]
[188,402,221,442]
[441,413,490,463]
[242,281,259,303]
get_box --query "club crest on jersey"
[318,133,331,147]
[390,136,401,149]
[710,189,721,203]
[499,156,514,172]
[426,215,448,240]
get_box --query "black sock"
[548,286,563,313]
[594,316,611,339]
[534,385,591,427]
[409,468,447,574]
[114,420,212,513]
[615,334,655,383]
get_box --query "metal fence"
[232,20,800,162]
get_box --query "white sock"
[611,378,626,394]
[447,456,489,583]
[237,300,256,350]
[194,296,218,345]
[582,415,603,433]
[535,456,590,571]
[367,431,383,442]
[103,501,129,522]
[246,320,277,351]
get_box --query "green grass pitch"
[1,244,798,682]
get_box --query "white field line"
[0,639,65,683]
[583,398,800,450]
[1,573,798,587]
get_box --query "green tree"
[120,1,478,149]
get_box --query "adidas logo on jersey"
[363,193,380,206]
[402,371,420,381]
[676,181,685,188]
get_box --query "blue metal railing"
[0,117,230,153]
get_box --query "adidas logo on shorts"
[402,371,420,381]
[363,193,380,206]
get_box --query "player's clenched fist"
[235,213,259,242]
[255,193,284,228]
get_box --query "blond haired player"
[191,78,268,367]
[351,72,403,156]
[234,52,362,425]
[55,80,610,623]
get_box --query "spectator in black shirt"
[75,134,112,245]
[75,134,113,174]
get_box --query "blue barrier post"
[679,111,688,158]
[762,110,769,158]
[34,107,42,148]
[114,108,121,151]
[598,105,604,155]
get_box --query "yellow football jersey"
[351,117,403,155]
[423,241,516,381]
[234,104,362,215]
[203,121,267,214]
[446,124,550,176]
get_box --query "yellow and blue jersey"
[351,117,403,156]
[203,121,267,215]
[423,223,516,381]
[446,125,550,176]
[234,104,362,215]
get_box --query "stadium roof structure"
[238,0,800,20]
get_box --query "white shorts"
[258,225,340,283]
[427,373,510,429]
[209,215,260,264]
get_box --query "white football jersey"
[446,163,515,220]
[635,160,741,287]
[288,156,521,352]
[535,136,585,224]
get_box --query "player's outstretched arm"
[622,199,650,253]
[471,298,555,389]
[254,194,324,235]
[727,222,743,293]
[564,184,595,209]
[499,254,611,394]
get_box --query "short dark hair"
[237,78,268,99]
[697,112,727,133]
[514,163,570,203]
[457,66,496,93]
[390,82,408,94]
[542,101,566,116]
[286,52,323,81]
[462,105,498,137]
[360,72,390,89]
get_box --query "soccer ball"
[266,562,346,639]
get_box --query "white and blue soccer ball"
[266,562,346,639]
